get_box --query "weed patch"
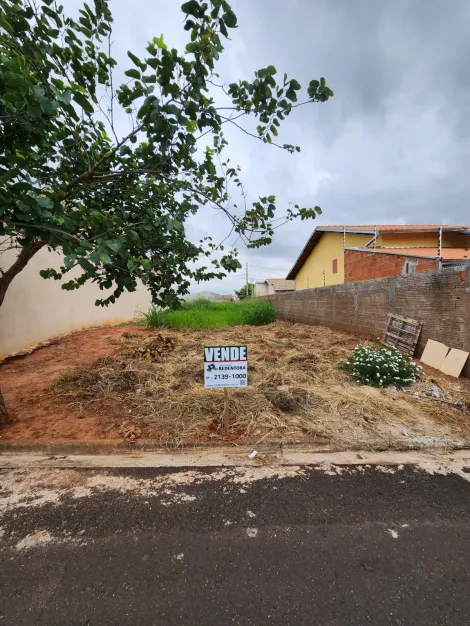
[144,298,277,329]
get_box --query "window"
[332,259,338,274]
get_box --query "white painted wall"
[0,245,151,357]
[254,282,271,297]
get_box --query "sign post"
[204,345,248,434]
[223,388,229,434]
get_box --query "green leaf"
[270,125,278,137]
[73,92,94,114]
[181,1,200,17]
[0,14,13,33]
[99,251,112,265]
[185,119,197,132]
[285,88,297,102]
[185,42,198,53]
[64,254,77,268]
[219,18,228,38]
[106,240,121,252]
[78,258,95,272]
[125,68,141,80]
[127,51,141,67]
[153,34,167,49]
[147,58,159,70]
[223,10,237,27]
[63,217,75,230]
[37,196,54,209]
[39,97,54,115]
[185,101,198,119]
[57,89,72,105]
[62,102,80,121]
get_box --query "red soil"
[0,325,148,443]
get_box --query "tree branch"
[61,124,144,195]
[219,116,287,150]
[0,240,45,307]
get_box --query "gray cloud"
[69,0,470,293]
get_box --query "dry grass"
[53,322,470,448]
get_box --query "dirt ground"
[1,322,470,449]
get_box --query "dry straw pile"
[54,323,470,448]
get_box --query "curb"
[0,448,469,470]
[0,436,469,457]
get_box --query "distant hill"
[185,291,234,302]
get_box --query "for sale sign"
[204,345,248,389]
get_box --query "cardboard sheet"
[439,348,469,378]
[420,339,449,370]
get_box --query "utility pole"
[438,226,443,270]
[246,262,249,299]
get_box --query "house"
[286,225,470,289]
[254,278,296,297]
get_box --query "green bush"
[240,299,277,325]
[338,344,422,388]
[143,306,168,328]
[144,298,277,329]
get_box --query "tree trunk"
[0,239,45,428]
[0,239,45,308]
[0,389,10,428]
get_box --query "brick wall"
[344,249,437,283]
[274,266,470,376]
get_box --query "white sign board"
[204,345,248,389]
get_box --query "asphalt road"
[1,462,470,625]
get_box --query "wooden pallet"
[382,314,423,356]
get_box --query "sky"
[70,0,470,294]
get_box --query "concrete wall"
[344,249,437,283]
[274,266,470,376]
[0,246,151,357]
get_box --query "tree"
[0,0,333,423]
[235,284,253,300]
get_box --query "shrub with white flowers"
[338,344,422,388]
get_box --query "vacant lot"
[1,322,470,449]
